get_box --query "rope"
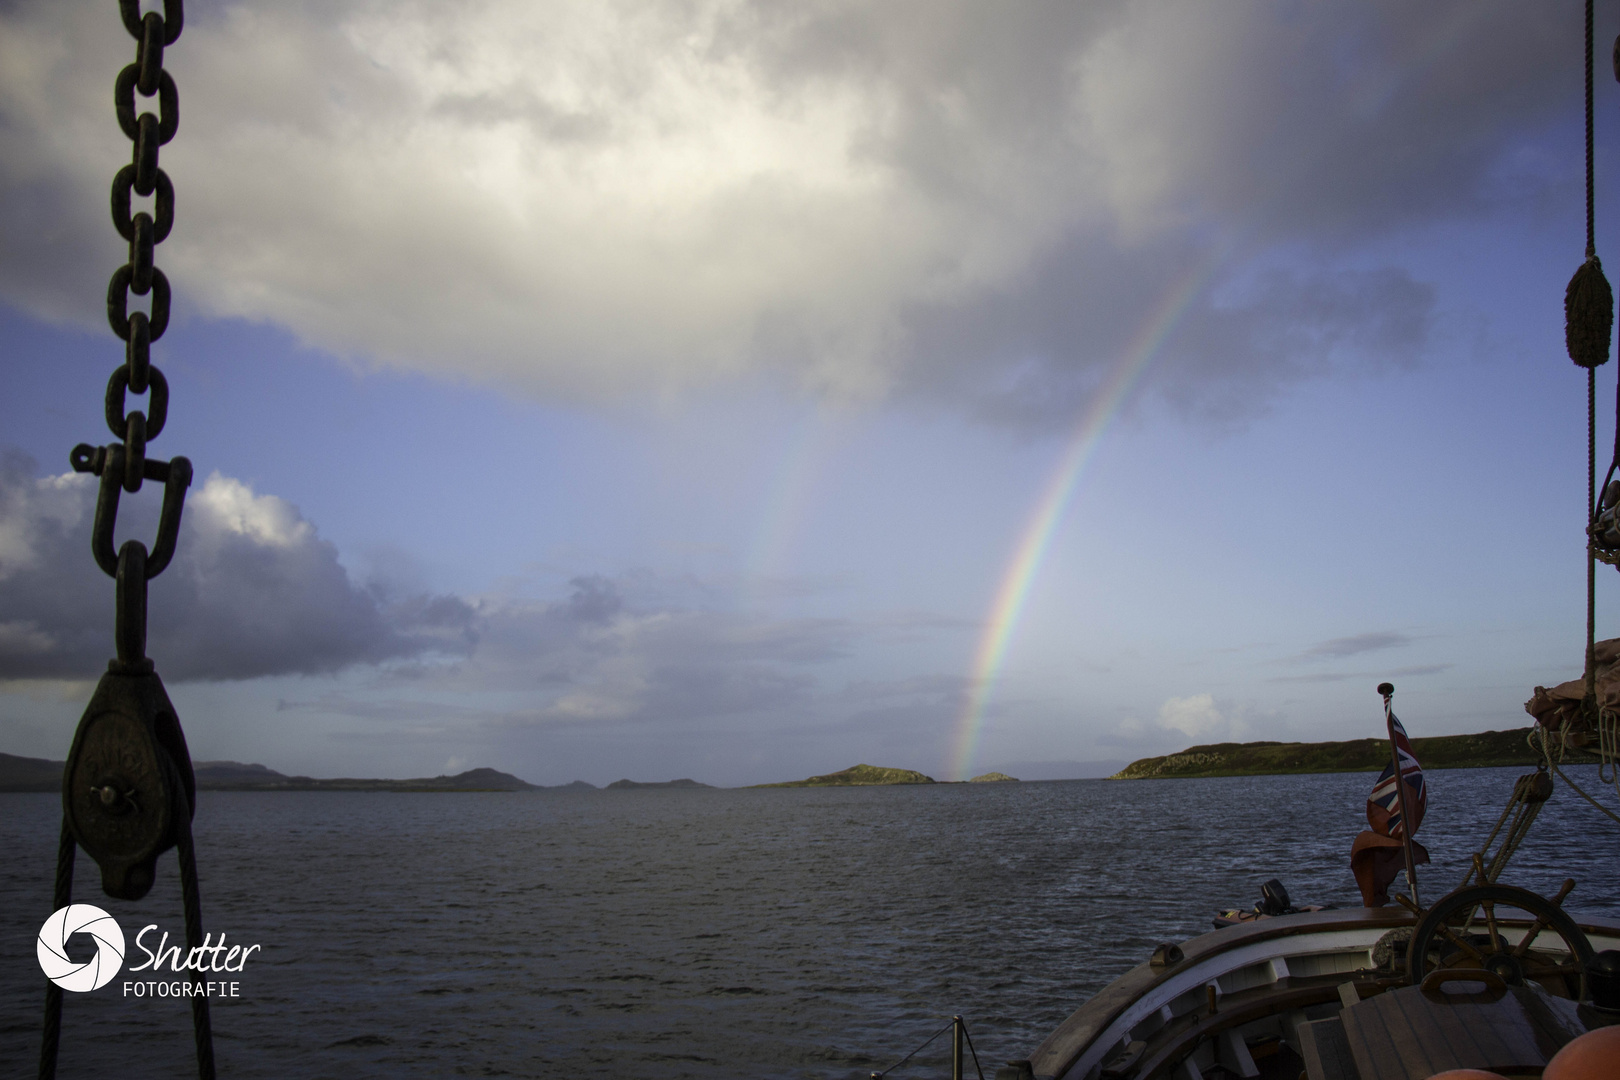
[1600,707,1619,788]
[38,822,75,1080]
[1490,798,1542,880]
[1587,0,1596,260]
[176,793,217,1080]
[961,1021,987,1080]
[1456,767,1549,892]
[1534,724,1620,826]
[1461,789,1522,891]
[1552,756,1620,827]
[1589,364,1598,725]
[871,1019,955,1078]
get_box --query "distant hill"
[605,778,712,789]
[1112,728,1594,780]
[0,753,62,792]
[0,754,553,792]
[759,763,936,787]
[969,771,1018,782]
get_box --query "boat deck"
[1028,908,1620,1080]
[1304,981,1586,1080]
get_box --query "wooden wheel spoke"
[1511,920,1548,958]
[1482,901,1500,951]
[1432,922,1485,963]
[1511,880,1573,958]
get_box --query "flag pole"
[1378,682,1420,908]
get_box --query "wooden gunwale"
[1029,908,1620,1080]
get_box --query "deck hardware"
[1419,968,1508,998]
[1098,1042,1144,1079]
[1151,943,1184,968]
[1588,949,1620,1010]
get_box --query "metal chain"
[43,4,213,1078]
[70,0,193,674]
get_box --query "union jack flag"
[1367,713,1425,838]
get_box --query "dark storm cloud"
[0,455,866,710]
[0,452,466,680]
[0,1,1588,417]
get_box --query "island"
[1111,727,1595,780]
[605,778,713,789]
[756,763,936,787]
[969,771,1018,782]
[0,753,580,793]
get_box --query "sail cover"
[1524,636,1620,737]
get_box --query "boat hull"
[1028,908,1620,1080]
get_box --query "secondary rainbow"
[949,263,1216,780]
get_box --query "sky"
[3,0,1620,787]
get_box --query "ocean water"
[2,766,1616,1079]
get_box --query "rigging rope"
[871,1018,986,1080]
[1533,724,1620,828]
[871,1019,956,1078]
[1569,0,1614,741]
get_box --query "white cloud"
[1157,692,1225,739]
[0,454,427,680]
[0,1,1573,417]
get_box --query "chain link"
[71,0,193,668]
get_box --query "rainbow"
[744,410,830,586]
[948,261,1218,780]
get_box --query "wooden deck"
[1335,982,1585,1080]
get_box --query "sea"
[2,766,1617,1079]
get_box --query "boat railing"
[870,1014,992,1080]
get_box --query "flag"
[1367,713,1425,837]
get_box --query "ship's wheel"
[1407,883,1595,1001]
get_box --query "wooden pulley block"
[62,669,196,900]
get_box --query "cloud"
[0,1,1572,419]
[0,451,460,680]
[1156,692,1226,739]
[1300,631,1412,660]
[0,453,884,732]
[1268,661,1450,684]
